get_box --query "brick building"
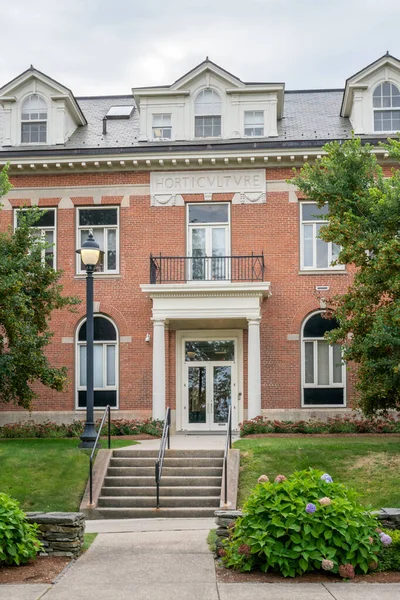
[0,54,398,430]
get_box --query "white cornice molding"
[140,281,271,299]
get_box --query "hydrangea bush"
[0,493,42,565]
[222,468,387,578]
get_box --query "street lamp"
[76,230,103,449]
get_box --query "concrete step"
[98,496,220,508]
[104,476,222,487]
[107,466,223,477]
[109,457,224,468]
[101,486,221,497]
[95,507,219,519]
[112,449,224,458]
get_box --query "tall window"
[373,82,400,132]
[15,208,56,269]
[76,316,118,408]
[152,114,172,139]
[21,95,47,143]
[77,208,119,274]
[194,89,221,138]
[244,111,264,136]
[300,203,343,271]
[302,312,345,407]
[187,203,230,280]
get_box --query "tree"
[292,137,400,415]
[0,165,80,409]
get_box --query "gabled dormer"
[133,58,284,142]
[341,53,400,135]
[0,66,86,147]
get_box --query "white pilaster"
[152,319,166,420]
[247,317,261,419]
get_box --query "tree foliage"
[0,165,79,409]
[292,137,400,415]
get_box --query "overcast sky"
[2,0,400,96]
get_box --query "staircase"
[96,448,224,518]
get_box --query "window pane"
[302,203,329,221]
[303,224,314,267]
[93,345,103,388]
[332,344,342,383]
[107,345,116,386]
[303,388,344,406]
[44,230,54,268]
[304,341,314,383]
[189,204,229,223]
[79,317,117,342]
[374,111,383,131]
[316,225,329,268]
[78,390,117,408]
[213,365,231,423]
[79,346,87,386]
[107,229,117,270]
[304,313,339,338]
[317,341,329,385]
[188,366,206,423]
[79,209,118,226]
[16,208,55,228]
[185,340,235,361]
[332,243,340,263]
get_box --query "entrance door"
[184,340,236,431]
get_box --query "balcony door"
[187,203,230,281]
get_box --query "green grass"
[235,436,400,509]
[207,529,217,553]
[82,533,98,552]
[0,438,137,512]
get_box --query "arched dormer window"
[194,89,221,138]
[21,94,47,143]
[373,82,400,132]
[302,311,345,407]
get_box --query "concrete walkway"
[1,519,400,600]
[124,432,240,451]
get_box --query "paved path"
[124,432,240,451]
[1,519,400,600]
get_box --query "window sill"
[74,274,121,280]
[298,270,347,275]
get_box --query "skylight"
[106,106,134,119]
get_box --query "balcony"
[149,253,265,284]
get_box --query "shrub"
[222,468,383,578]
[239,414,400,437]
[377,529,400,571]
[0,493,42,565]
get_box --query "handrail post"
[155,461,160,509]
[167,409,170,450]
[108,405,111,449]
[89,457,93,505]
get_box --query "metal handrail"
[89,405,111,505]
[155,407,171,509]
[223,405,232,506]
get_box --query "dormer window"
[21,94,47,143]
[194,89,221,138]
[373,82,400,132]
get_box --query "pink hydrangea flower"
[237,543,251,557]
[274,474,287,483]
[368,537,374,544]
[339,564,355,579]
[319,497,331,506]
[321,559,334,571]
[258,475,269,483]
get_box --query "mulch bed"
[0,557,70,584]
[216,563,400,583]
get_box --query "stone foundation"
[26,512,85,557]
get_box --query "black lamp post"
[76,231,103,449]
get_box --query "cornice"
[140,282,271,299]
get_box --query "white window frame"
[194,88,222,139]
[301,311,346,408]
[300,202,344,271]
[76,206,119,275]
[152,113,172,140]
[373,82,400,133]
[244,110,264,137]
[20,94,48,145]
[14,207,57,269]
[75,315,119,410]
[187,202,231,281]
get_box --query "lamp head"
[76,230,103,266]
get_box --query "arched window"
[373,82,400,132]
[302,312,345,407]
[21,94,47,143]
[76,316,118,408]
[194,89,221,138]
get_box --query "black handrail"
[155,407,171,509]
[223,405,232,506]
[89,405,111,505]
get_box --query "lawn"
[0,438,136,512]
[235,436,400,509]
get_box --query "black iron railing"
[223,405,232,506]
[89,405,111,505]
[149,253,264,284]
[155,407,171,509]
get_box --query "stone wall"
[214,508,400,556]
[26,512,85,557]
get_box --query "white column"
[247,318,261,419]
[152,319,166,420]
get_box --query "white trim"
[76,205,120,275]
[14,206,57,270]
[299,201,345,272]
[176,329,243,431]
[75,314,119,410]
[300,310,346,408]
